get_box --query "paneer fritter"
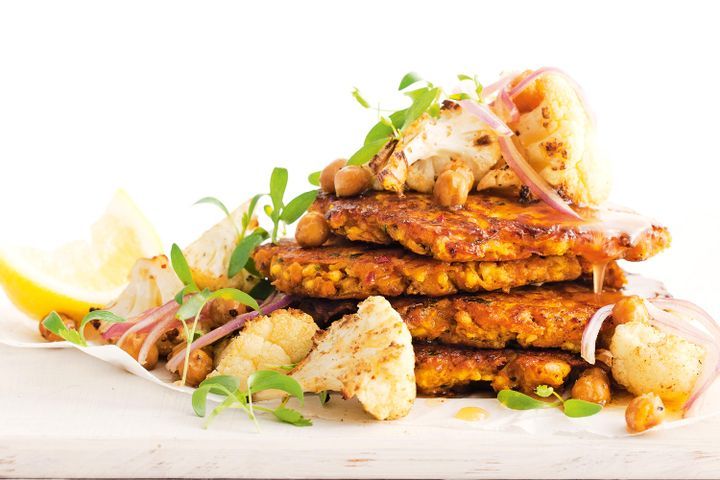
[394,283,625,352]
[414,342,589,396]
[312,191,671,263]
[253,241,624,299]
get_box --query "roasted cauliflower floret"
[211,309,319,386]
[401,103,501,193]
[290,296,416,420]
[184,201,260,292]
[368,140,408,193]
[481,72,610,206]
[105,255,183,318]
[609,298,705,408]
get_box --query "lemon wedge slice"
[0,190,163,320]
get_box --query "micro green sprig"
[169,245,259,386]
[192,371,312,429]
[41,309,127,347]
[497,385,603,418]
[266,167,318,243]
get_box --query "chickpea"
[120,333,159,370]
[626,392,665,433]
[572,368,612,405]
[295,211,330,248]
[156,328,180,358]
[173,344,214,387]
[433,167,474,208]
[319,159,347,194]
[38,313,76,342]
[205,298,248,330]
[334,165,372,197]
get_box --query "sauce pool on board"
[454,407,489,422]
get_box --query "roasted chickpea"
[572,368,612,405]
[38,313,76,342]
[433,166,474,208]
[173,344,214,387]
[626,392,665,433]
[334,165,372,197]
[156,328,181,358]
[320,159,347,193]
[120,333,159,370]
[295,211,330,248]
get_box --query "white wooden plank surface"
[2,344,719,479]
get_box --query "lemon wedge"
[0,190,163,320]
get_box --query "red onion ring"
[165,293,294,373]
[138,314,181,366]
[581,304,614,364]
[480,71,519,101]
[116,301,179,348]
[457,100,513,136]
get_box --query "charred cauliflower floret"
[401,102,501,193]
[481,72,610,206]
[368,139,408,193]
[290,296,416,420]
[211,309,319,386]
[609,298,705,408]
[183,201,260,292]
[104,255,182,318]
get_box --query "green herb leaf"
[534,385,555,398]
[347,137,389,166]
[281,190,319,224]
[191,384,213,417]
[209,288,260,312]
[41,312,86,346]
[448,92,471,101]
[308,171,321,186]
[241,193,265,238]
[352,87,370,108]
[273,406,312,427]
[194,196,232,220]
[402,87,441,129]
[497,389,557,411]
[398,72,423,91]
[269,167,289,212]
[247,370,304,405]
[78,310,126,340]
[200,375,240,396]
[228,230,268,278]
[318,390,330,406]
[457,73,473,81]
[176,290,211,320]
[563,399,603,418]
[170,243,195,288]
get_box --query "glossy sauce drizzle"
[454,406,489,422]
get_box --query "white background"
[1,0,718,313]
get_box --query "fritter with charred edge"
[311,192,671,263]
[294,283,625,352]
[253,241,625,299]
[394,283,625,352]
[414,342,590,396]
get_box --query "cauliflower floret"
[368,139,408,193]
[610,298,705,408]
[401,102,502,193]
[211,309,318,386]
[104,255,182,319]
[184,200,260,292]
[290,296,416,420]
[480,72,610,206]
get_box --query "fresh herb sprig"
[169,246,259,385]
[192,371,312,429]
[266,167,318,243]
[41,310,126,347]
[497,385,603,418]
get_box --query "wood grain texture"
[2,345,719,479]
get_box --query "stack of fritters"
[252,191,671,396]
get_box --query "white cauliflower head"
[211,308,319,387]
[481,72,610,206]
[610,299,705,408]
[401,103,502,193]
[290,296,416,420]
[184,201,260,292]
[104,255,182,319]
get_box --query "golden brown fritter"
[414,343,589,396]
[394,283,625,353]
[312,191,671,263]
[253,241,624,299]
